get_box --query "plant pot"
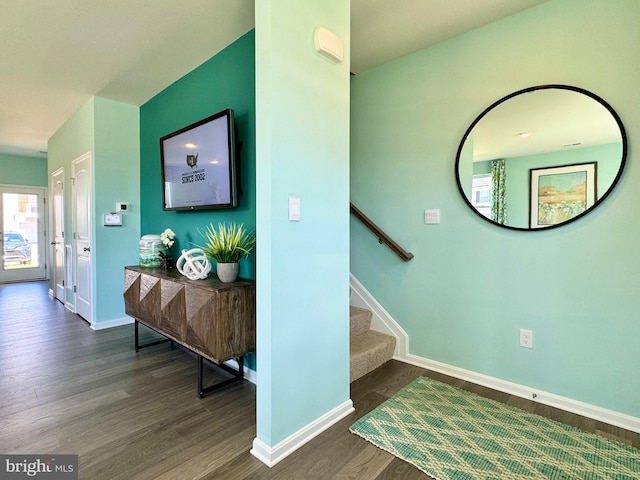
[216,262,239,283]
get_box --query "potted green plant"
[200,222,256,282]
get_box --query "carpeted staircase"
[350,305,396,382]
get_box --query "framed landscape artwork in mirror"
[529,161,596,228]
[455,85,627,231]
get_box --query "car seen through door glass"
[3,231,32,266]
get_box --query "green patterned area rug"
[350,377,640,479]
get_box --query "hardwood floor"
[1,281,638,479]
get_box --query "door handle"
[83,247,90,252]
[51,241,59,245]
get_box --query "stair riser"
[350,306,372,337]
[350,331,396,383]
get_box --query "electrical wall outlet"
[520,329,533,348]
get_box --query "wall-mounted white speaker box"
[314,27,344,63]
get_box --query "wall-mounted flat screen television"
[160,109,237,211]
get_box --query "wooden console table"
[123,266,255,398]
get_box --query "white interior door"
[73,153,92,322]
[0,185,47,283]
[51,168,65,300]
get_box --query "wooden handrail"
[350,203,414,262]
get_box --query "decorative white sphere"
[176,248,211,280]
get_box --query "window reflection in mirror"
[455,85,627,231]
[471,175,491,219]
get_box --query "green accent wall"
[139,30,256,280]
[351,0,640,418]
[0,153,47,186]
[139,31,256,367]
[255,1,351,447]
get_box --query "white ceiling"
[0,0,547,158]
[470,87,623,162]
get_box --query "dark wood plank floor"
[1,281,638,479]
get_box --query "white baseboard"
[403,353,640,434]
[90,316,134,331]
[251,399,354,467]
[224,359,257,385]
[349,274,640,435]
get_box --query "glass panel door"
[0,186,46,283]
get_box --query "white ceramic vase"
[216,262,239,283]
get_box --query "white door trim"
[50,168,65,301]
[72,152,93,323]
[0,184,48,283]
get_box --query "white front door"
[51,168,65,301]
[0,185,47,283]
[73,153,92,322]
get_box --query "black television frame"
[160,108,237,211]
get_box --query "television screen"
[161,109,237,211]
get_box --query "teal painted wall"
[93,97,140,322]
[139,31,255,367]
[255,1,351,446]
[139,30,256,279]
[48,97,140,323]
[351,0,640,418]
[48,100,95,175]
[0,153,47,186]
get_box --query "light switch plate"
[425,209,440,224]
[289,197,301,221]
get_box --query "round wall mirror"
[455,85,627,230]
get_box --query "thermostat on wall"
[116,202,129,212]
[104,213,123,226]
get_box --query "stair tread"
[350,329,394,351]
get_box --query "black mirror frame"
[454,84,628,231]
